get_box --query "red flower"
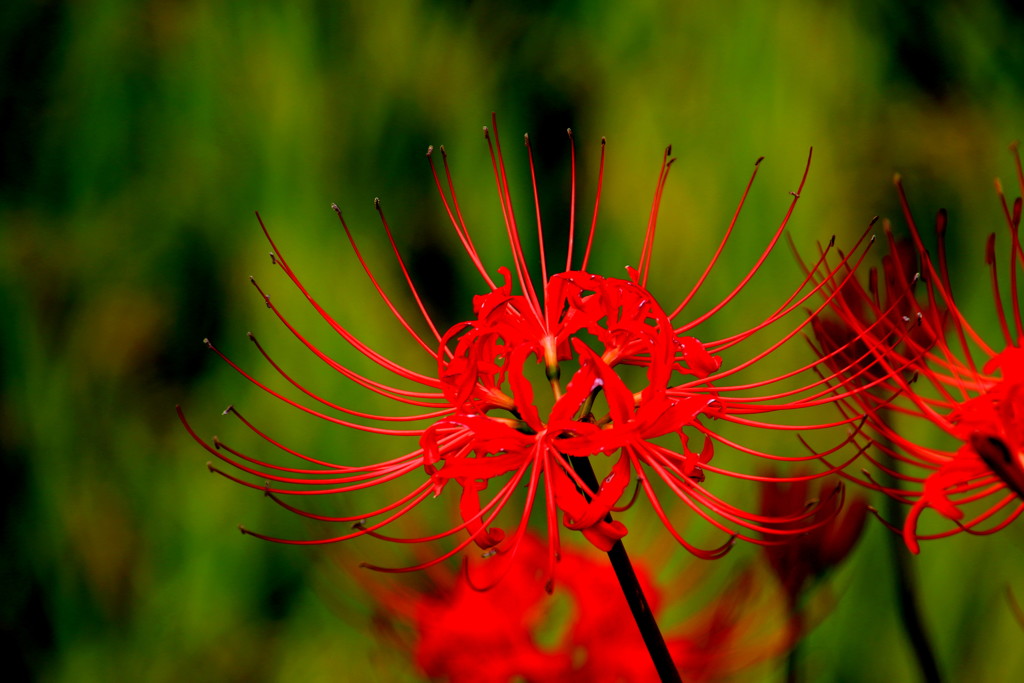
[180,116,871,578]
[759,469,868,605]
[374,533,795,682]
[810,233,947,388]
[811,144,1024,552]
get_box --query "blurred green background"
[3,0,1024,681]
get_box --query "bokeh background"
[3,0,1024,680]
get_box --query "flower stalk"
[570,453,683,683]
[879,429,943,683]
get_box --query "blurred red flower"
[810,145,1024,552]
[759,469,868,606]
[180,116,873,577]
[374,533,794,683]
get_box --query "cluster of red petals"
[180,115,877,576]
[811,145,1024,552]
[375,533,794,683]
[759,469,868,605]
[422,266,723,553]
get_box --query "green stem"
[883,493,943,683]
[784,611,802,683]
[879,415,943,683]
[785,646,800,683]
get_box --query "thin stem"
[785,644,800,683]
[884,499,943,683]
[784,612,803,683]
[879,413,943,683]
[569,454,683,683]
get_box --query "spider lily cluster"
[811,144,1024,553]
[180,118,1024,589]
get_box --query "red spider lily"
[809,144,1024,552]
[810,234,948,387]
[373,533,796,683]
[759,468,867,606]
[179,115,874,582]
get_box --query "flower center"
[429,269,721,461]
